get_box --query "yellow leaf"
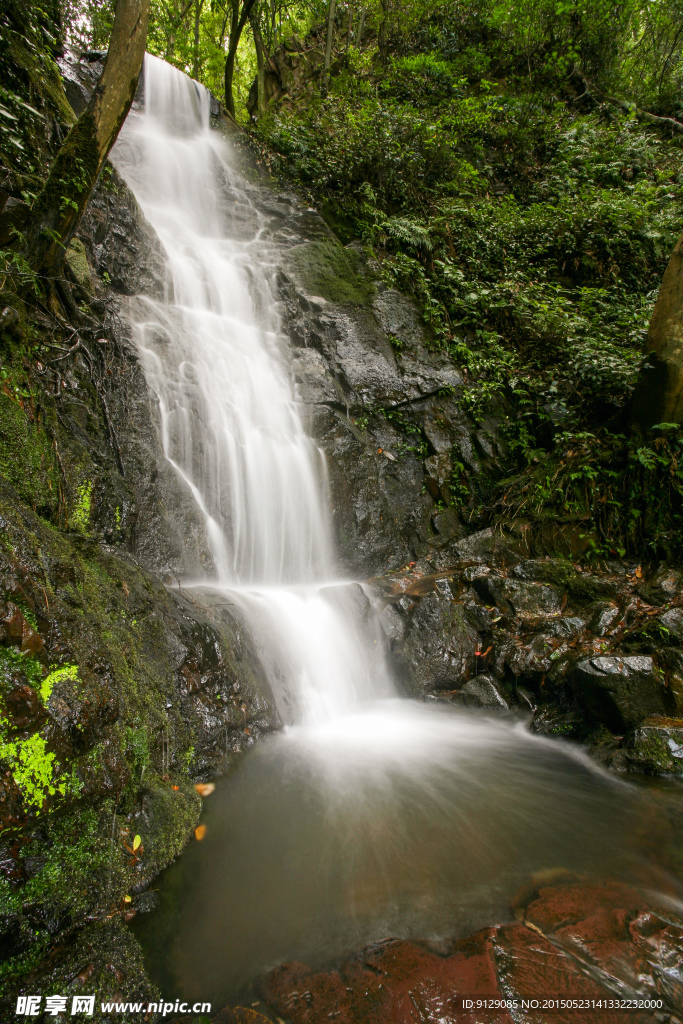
[195,824,207,841]
[123,895,132,903]
[132,834,141,851]
[194,783,215,797]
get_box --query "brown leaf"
[195,783,215,797]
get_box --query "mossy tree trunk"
[249,9,267,117]
[27,0,150,284]
[630,230,683,431]
[223,0,258,118]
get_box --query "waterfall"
[113,58,667,1004]
[113,54,394,725]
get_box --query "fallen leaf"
[195,783,215,797]
[195,824,207,841]
[635,565,642,579]
[123,895,132,903]
[132,835,141,852]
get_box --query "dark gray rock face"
[371,530,683,772]
[390,582,481,697]
[568,655,669,732]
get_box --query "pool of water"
[133,701,683,1008]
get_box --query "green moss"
[286,240,374,305]
[0,391,58,516]
[0,645,43,689]
[71,479,92,533]
[39,663,78,705]
[525,560,617,603]
[0,732,67,808]
[64,237,94,293]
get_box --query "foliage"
[248,0,683,557]
[492,425,683,560]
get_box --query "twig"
[572,67,683,134]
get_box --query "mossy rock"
[0,392,58,517]
[630,716,683,775]
[65,237,94,295]
[286,240,374,305]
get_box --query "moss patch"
[0,392,58,517]
[286,240,374,305]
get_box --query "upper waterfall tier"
[112,54,332,586]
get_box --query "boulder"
[452,674,509,709]
[390,584,481,697]
[568,654,672,732]
[630,716,683,774]
[474,574,563,618]
[659,607,683,643]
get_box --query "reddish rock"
[0,600,43,653]
[263,932,511,1024]
[3,679,46,730]
[261,883,683,1024]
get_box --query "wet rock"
[508,634,558,676]
[657,648,683,712]
[285,240,374,306]
[659,607,683,643]
[452,674,509,709]
[512,559,618,602]
[213,1008,273,1024]
[630,716,683,774]
[390,585,481,697]
[64,237,94,296]
[568,654,672,732]
[431,508,464,543]
[637,565,683,606]
[544,615,585,639]
[587,601,621,636]
[474,574,562,618]
[261,881,679,1023]
[532,704,583,738]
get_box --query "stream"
[112,56,683,1009]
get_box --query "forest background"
[5,0,683,559]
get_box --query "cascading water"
[113,56,682,1006]
[113,54,392,726]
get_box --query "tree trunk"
[224,0,258,117]
[193,0,203,80]
[250,11,267,118]
[322,0,337,91]
[629,230,683,431]
[357,7,366,47]
[346,4,353,50]
[28,0,150,283]
[378,0,389,64]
